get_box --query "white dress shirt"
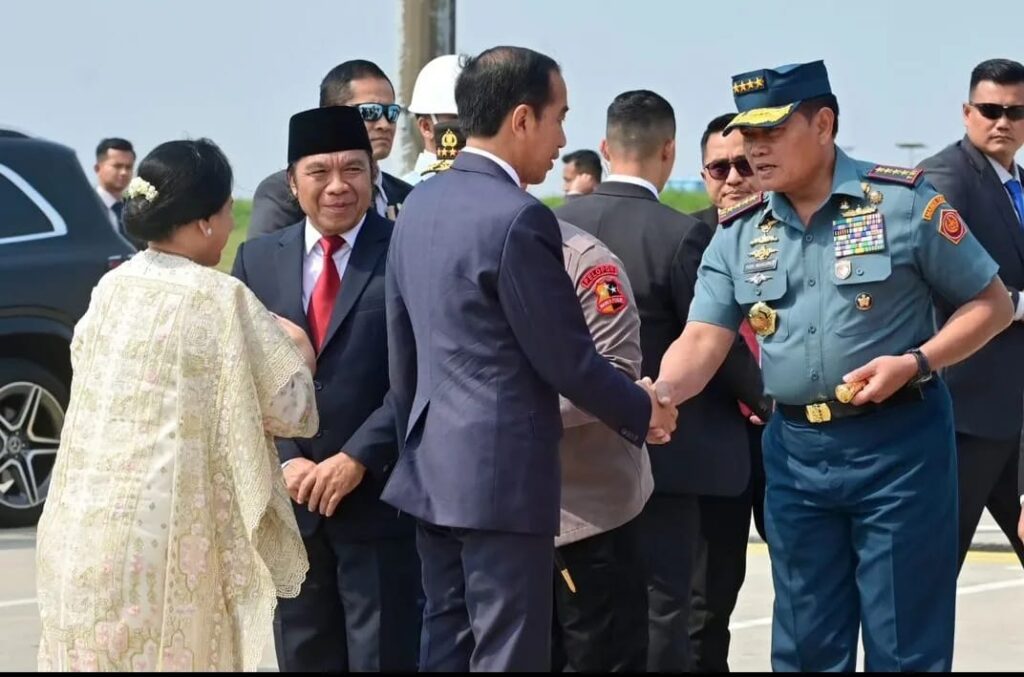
[96,185,120,231]
[302,215,366,311]
[373,173,389,218]
[460,146,521,187]
[604,174,660,199]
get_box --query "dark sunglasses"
[969,102,1024,121]
[703,157,754,181]
[356,103,403,123]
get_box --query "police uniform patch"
[938,209,967,245]
[832,212,886,257]
[922,194,947,221]
[718,192,767,225]
[580,264,628,315]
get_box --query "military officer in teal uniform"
[654,60,1013,671]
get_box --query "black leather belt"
[777,384,926,424]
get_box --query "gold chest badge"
[748,302,778,337]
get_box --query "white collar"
[604,174,660,199]
[461,146,521,186]
[985,153,1021,184]
[96,185,119,208]
[304,214,367,255]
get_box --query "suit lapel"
[275,224,310,334]
[963,139,1024,266]
[319,212,389,352]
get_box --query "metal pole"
[396,0,457,176]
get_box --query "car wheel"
[0,358,67,528]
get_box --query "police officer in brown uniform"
[552,219,655,672]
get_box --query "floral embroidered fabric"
[36,250,317,671]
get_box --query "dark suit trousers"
[688,423,767,673]
[274,526,421,672]
[637,493,700,672]
[956,432,1024,568]
[551,518,648,672]
[416,520,553,672]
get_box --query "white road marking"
[731,578,1024,632]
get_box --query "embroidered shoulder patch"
[865,165,923,186]
[718,192,767,225]
[580,264,628,315]
[938,208,967,245]
[922,194,947,221]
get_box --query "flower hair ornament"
[124,176,159,202]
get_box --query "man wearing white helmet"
[402,54,462,185]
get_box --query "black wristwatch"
[904,347,933,385]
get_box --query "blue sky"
[2,0,1020,198]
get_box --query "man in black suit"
[556,91,768,672]
[918,58,1024,568]
[233,106,419,672]
[247,60,412,240]
[684,112,770,672]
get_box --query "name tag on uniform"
[832,212,886,258]
[744,259,778,274]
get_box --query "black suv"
[0,129,133,527]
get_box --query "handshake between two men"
[639,377,678,445]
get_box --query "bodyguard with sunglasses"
[687,113,769,673]
[248,60,413,240]
[919,58,1024,568]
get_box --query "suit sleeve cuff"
[343,444,391,479]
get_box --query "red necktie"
[738,322,761,418]
[307,235,345,351]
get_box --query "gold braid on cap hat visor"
[730,103,796,127]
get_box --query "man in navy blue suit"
[383,46,678,672]
[232,106,420,672]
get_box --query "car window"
[0,163,67,244]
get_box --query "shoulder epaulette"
[563,232,596,256]
[717,192,767,224]
[865,165,923,186]
[421,159,454,177]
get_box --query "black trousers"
[551,517,648,672]
[955,432,1024,568]
[688,423,766,673]
[637,493,701,672]
[274,527,421,672]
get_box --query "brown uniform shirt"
[556,220,654,547]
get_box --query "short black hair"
[606,90,676,158]
[320,60,393,107]
[798,94,840,138]
[123,139,233,243]
[455,46,561,138]
[700,113,736,160]
[96,137,134,162]
[970,58,1024,94]
[563,149,602,181]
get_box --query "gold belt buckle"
[805,402,832,424]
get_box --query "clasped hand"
[282,452,366,518]
[638,377,677,444]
